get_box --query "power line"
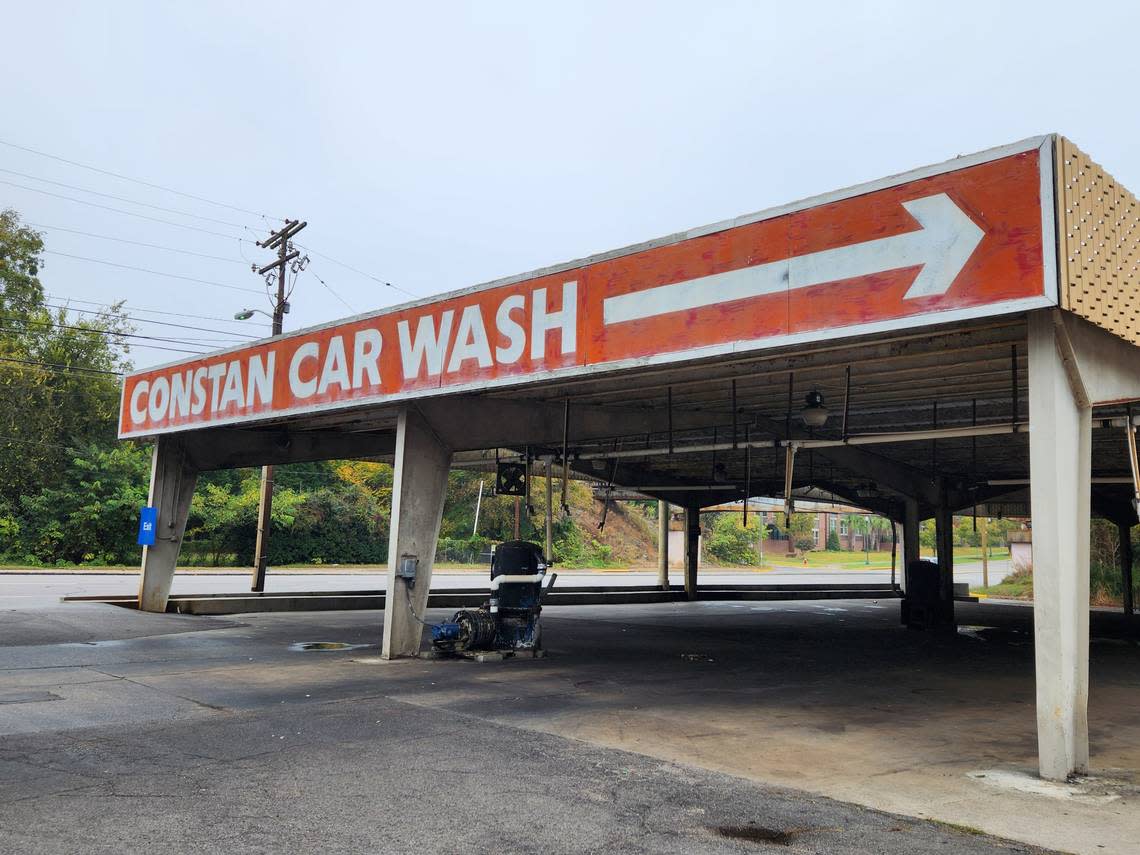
[42,250,263,295]
[1,314,227,350]
[44,293,261,328]
[1,139,414,306]
[0,326,207,356]
[294,242,416,298]
[44,302,259,339]
[0,179,244,240]
[27,222,245,264]
[0,356,123,377]
[308,267,357,314]
[0,137,272,220]
[0,168,253,229]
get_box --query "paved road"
[0,600,1059,854]
[0,561,1011,609]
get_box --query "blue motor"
[431,609,497,651]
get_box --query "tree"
[0,209,47,316]
[784,513,820,551]
[0,210,132,506]
[867,515,892,550]
[707,512,762,565]
[842,514,868,561]
[13,443,150,564]
[826,528,841,551]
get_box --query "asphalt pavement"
[0,597,1063,855]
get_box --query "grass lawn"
[771,550,895,569]
[763,546,1010,571]
[975,563,1137,607]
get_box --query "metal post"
[1121,521,1134,620]
[864,513,870,565]
[657,500,670,590]
[251,464,275,592]
[890,520,898,588]
[980,515,990,588]
[472,480,484,536]
[544,460,554,562]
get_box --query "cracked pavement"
[0,599,1097,853]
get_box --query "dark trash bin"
[901,559,951,630]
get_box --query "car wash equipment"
[430,540,556,658]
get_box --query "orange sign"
[120,139,1054,438]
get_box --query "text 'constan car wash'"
[122,281,578,432]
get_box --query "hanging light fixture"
[800,390,830,428]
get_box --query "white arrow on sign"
[602,193,985,326]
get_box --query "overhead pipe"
[570,416,1138,462]
[576,421,1031,461]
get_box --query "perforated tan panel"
[1055,136,1140,345]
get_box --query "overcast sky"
[4,1,1138,368]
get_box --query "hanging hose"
[403,581,432,626]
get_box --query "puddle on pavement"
[956,625,1031,645]
[289,641,369,652]
[957,625,991,641]
[712,825,800,845]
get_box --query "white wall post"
[657,500,670,590]
[138,437,198,613]
[382,408,452,659]
[1028,312,1092,780]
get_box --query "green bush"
[10,443,150,564]
[707,513,759,565]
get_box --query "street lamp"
[233,308,281,322]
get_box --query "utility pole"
[251,219,307,592]
[980,517,990,588]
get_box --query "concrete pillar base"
[1028,312,1092,780]
[935,504,955,625]
[138,437,198,613]
[381,408,452,659]
[684,505,700,600]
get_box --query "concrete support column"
[657,500,670,590]
[684,504,700,600]
[1120,521,1134,620]
[902,497,920,591]
[1028,311,1092,780]
[934,503,955,623]
[381,408,452,659]
[138,437,198,613]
